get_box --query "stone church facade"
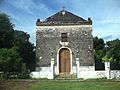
[30,10,120,79]
[33,9,95,79]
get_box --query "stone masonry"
[36,10,94,70]
[36,25,94,67]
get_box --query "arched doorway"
[59,48,71,74]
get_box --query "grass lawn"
[28,80,120,90]
[0,79,120,90]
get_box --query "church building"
[34,9,95,79]
[30,9,120,79]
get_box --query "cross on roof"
[62,6,65,11]
[62,6,65,15]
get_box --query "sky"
[0,0,120,43]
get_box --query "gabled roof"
[36,10,92,26]
[45,10,86,23]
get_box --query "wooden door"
[59,48,70,74]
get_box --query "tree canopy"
[13,30,35,71]
[0,13,14,48]
[94,37,120,70]
[0,13,35,79]
[106,39,120,69]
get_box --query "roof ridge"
[36,10,92,26]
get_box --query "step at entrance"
[55,74,77,80]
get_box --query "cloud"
[0,0,53,32]
[1,0,120,43]
[98,17,120,25]
[34,0,60,10]
[29,32,36,45]
[103,35,120,41]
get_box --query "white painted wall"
[30,67,53,79]
[73,66,77,74]
[77,70,120,79]
[78,71,106,79]
[30,66,120,79]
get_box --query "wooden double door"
[59,48,71,74]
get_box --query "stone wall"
[36,25,94,68]
[110,70,120,79]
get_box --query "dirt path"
[0,80,37,90]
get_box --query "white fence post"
[50,58,54,79]
[105,62,110,79]
[76,58,80,79]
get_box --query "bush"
[18,72,30,79]
[0,72,31,79]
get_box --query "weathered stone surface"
[36,25,94,67]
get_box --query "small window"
[61,33,67,42]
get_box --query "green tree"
[94,37,120,70]
[93,37,104,50]
[106,39,120,69]
[0,13,35,79]
[93,37,105,70]
[13,30,35,71]
[0,13,14,48]
[0,47,22,73]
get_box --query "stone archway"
[59,48,71,74]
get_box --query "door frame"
[56,47,73,75]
